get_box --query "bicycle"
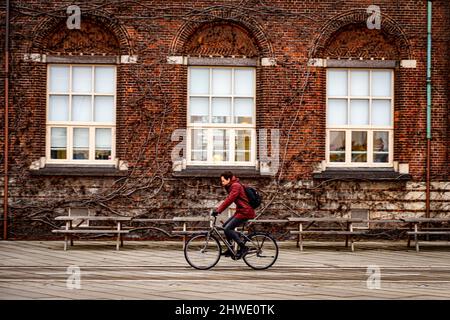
[183,215,279,270]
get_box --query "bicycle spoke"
[184,234,221,270]
[243,233,278,270]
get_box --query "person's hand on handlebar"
[211,210,219,217]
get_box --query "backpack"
[242,184,262,209]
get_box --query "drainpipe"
[425,0,432,218]
[3,0,10,239]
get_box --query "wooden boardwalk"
[0,241,450,299]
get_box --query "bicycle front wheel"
[184,234,221,270]
[243,232,279,270]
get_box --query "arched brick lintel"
[312,9,412,60]
[170,8,273,57]
[29,10,133,55]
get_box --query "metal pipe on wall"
[425,0,432,218]
[3,0,10,239]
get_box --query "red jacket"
[216,177,256,219]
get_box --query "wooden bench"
[53,216,132,251]
[402,218,450,252]
[288,217,367,252]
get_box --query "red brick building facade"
[0,0,449,239]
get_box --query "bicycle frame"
[205,216,255,256]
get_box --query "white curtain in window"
[72,66,92,93]
[372,100,391,126]
[350,99,369,125]
[327,99,347,126]
[327,70,347,96]
[49,66,69,92]
[234,98,253,117]
[49,95,69,121]
[72,96,92,121]
[94,96,114,122]
[212,69,232,95]
[212,98,231,122]
[234,69,254,96]
[51,128,67,148]
[73,128,89,148]
[189,68,209,95]
[95,67,115,94]
[350,70,369,96]
[190,97,209,122]
[372,71,392,97]
[95,128,112,149]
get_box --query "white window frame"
[46,64,116,165]
[187,66,257,166]
[326,68,394,167]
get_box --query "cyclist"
[211,171,256,260]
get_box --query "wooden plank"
[173,217,211,222]
[288,217,363,222]
[55,216,132,221]
[248,219,289,223]
[52,230,129,234]
[290,231,368,235]
[402,218,450,223]
[131,219,174,222]
[407,231,450,235]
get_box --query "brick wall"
[0,0,449,239]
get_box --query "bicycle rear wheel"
[243,232,278,270]
[184,234,221,270]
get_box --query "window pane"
[327,99,347,126]
[72,96,92,122]
[350,70,369,96]
[234,69,254,96]
[212,69,232,95]
[373,131,389,152]
[95,128,112,160]
[94,96,114,122]
[327,70,347,96]
[235,130,251,162]
[350,99,369,125]
[212,98,231,123]
[374,131,389,163]
[351,131,367,162]
[49,66,69,92]
[234,98,253,124]
[73,128,89,160]
[372,71,392,97]
[191,129,207,161]
[189,97,209,123]
[329,131,345,162]
[72,66,92,93]
[189,68,209,95]
[95,67,115,94]
[50,128,67,159]
[372,100,391,126]
[49,95,69,121]
[213,129,229,162]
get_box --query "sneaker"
[235,246,249,260]
[221,249,233,257]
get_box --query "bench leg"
[120,234,124,247]
[64,235,68,251]
[414,224,419,252]
[350,236,355,252]
[345,235,349,247]
[70,236,74,247]
[299,233,303,252]
[407,235,411,248]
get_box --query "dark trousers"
[223,216,247,247]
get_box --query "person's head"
[220,171,234,186]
